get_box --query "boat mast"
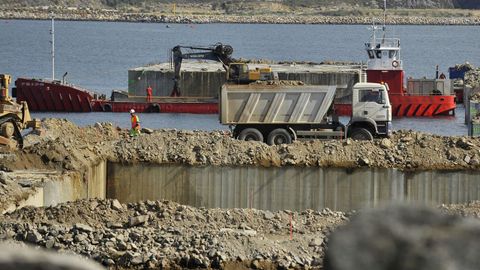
[383,0,387,31]
[50,14,55,81]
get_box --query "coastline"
[1,7,480,25]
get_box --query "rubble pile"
[112,128,480,170]
[465,67,480,89]
[0,199,346,269]
[1,119,477,172]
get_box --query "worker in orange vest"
[129,109,141,137]
[146,86,153,103]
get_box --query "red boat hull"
[367,70,456,117]
[389,95,456,117]
[14,78,218,114]
[91,100,218,114]
[15,78,93,112]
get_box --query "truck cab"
[348,83,392,140]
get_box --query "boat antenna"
[50,13,55,81]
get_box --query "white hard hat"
[130,109,135,114]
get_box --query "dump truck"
[220,82,392,144]
[0,74,39,149]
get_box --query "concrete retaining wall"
[43,161,107,206]
[106,163,480,211]
[5,161,107,213]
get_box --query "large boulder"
[0,242,104,270]
[325,204,480,270]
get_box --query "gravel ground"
[0,198,347,269]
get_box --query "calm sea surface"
[1,20,478,135]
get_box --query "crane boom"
[171,43,235,97]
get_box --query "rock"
[74,233,88,242]
[0,243,104,270]
[380,138,392,149]
[26,230,43,243]
[470,158,480,166]
[308,238,324,247]
[456,138,475,150]
[400,136,413,143]
[142,128,154,134]
[45,239,55,249]
[325,204,480,270]
[464,155,471,164]
[129,215,149,227]
[358,157,370,166]
[0,171,9,185]
[75,223,94,233]
[131,255,144,265]
[264,211,275,220]
[17,180,33,187]
[111,199,123,211]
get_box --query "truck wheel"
[350,128,373,141]
[267,128,292,145]
[238,128,264,142]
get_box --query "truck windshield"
[359,89,384,104]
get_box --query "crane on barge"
[170,43,276,97]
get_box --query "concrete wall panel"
[107,163,480,211]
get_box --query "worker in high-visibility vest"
[129,109,141,137]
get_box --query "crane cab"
[227,63,275,83]
[1,74,12,101]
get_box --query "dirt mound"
[0,198,346,269]
[112,129,480,170]
[22,119,120,172]
[1,119,476,172]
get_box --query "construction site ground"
[1,119,480,269]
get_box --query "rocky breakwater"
[1,7,479,25]
[0,198,347,269]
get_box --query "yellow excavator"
[0,74,39,149]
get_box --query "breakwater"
[1,8,480,25]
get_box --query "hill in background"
[0,0,479,9]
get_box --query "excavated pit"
[2,119,480,269]
[2,118,480,213]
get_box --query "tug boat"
[364,26,456,117]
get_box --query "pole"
[51,14,55,81]
[383,0,387,31]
